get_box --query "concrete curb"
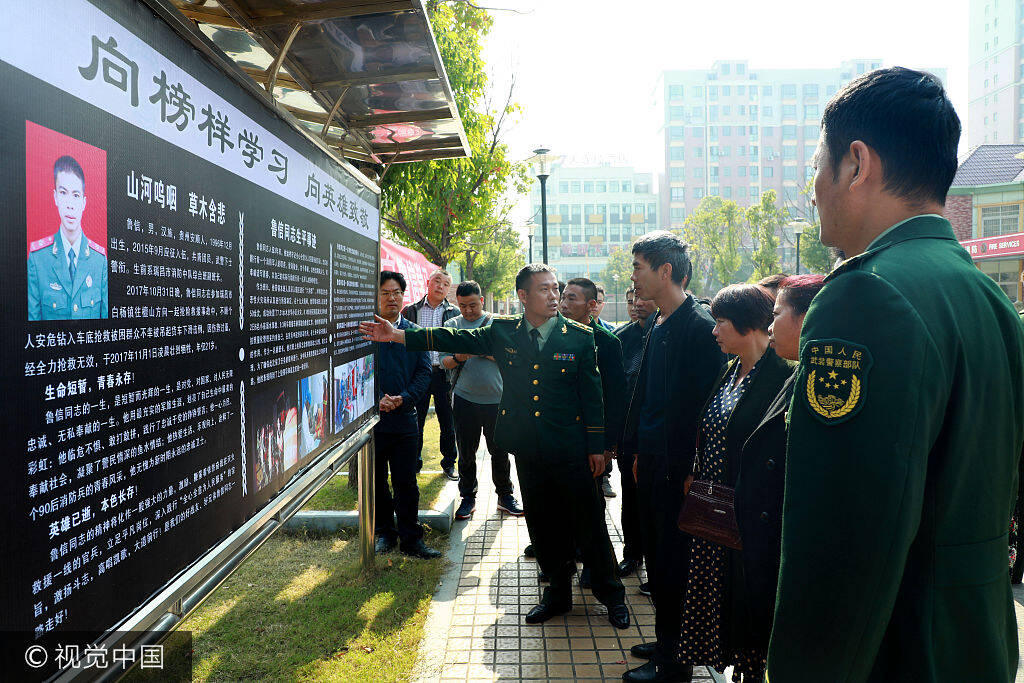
[284,478,460,533]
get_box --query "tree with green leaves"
[379,2,529,265]
[799,222,835,275]
[684,196,746,292]
[597,247,633,292]
[746,190,787,280]
[463,223,524,298]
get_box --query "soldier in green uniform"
[360,264,630,629]
[28,155,107,321]
[767,68,1024,682]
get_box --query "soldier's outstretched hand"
[360,314,405,344]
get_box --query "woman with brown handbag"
[676,283,793,683]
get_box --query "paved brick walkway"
[413,451,717,682]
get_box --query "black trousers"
[453,395,513,499]
[416,367,458,469]
[637,459,692,666]
[516,448,625,608]
[374,429,423,546]
[619,452,644,561]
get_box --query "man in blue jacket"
[374,271,440,559]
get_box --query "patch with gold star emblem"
[800,338,873,425]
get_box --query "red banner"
[961,232,1024,260]
[380,237,441,307]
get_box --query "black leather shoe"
[523,544,536,558]
[607,603,630,630]
[374,536,396,554]
[622,660,692,682]
[617,557,642,577]
[629,641,656,659]
[579,566,592,589]
[442,466,459,481]
[638,581,651,596]
[400,540,442,559]
[524,601,570,624]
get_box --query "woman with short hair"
[677,283,797,682]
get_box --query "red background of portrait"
[25,120,108,257]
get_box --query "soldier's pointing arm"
[766,271,945,681]
[405,319,496,357]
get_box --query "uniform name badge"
[85,275,93,288]
[800,338,873,425]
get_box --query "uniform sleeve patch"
[800,338,873,425]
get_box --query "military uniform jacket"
[767,215,1024,682]
[591,317,626,452]
[28,231,107,320]
[404,312,605,456]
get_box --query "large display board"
[0,0,379,639]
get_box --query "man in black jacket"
[613,287,656,578]
[375,271,440,559]
[402,269,460,479]
[622,232,726,683]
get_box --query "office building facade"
[968,0,1024,148]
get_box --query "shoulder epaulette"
[87,238,107,257]
[565,318,593,333]
[491,314,518,323]
[29,235,54,252]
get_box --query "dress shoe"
[607,603,630,630]
[374,536,397,554]
[638,581,651,596]
[617,557,642,577]
[629,641,656,659]
[497,494,524,516]
[455,497,475,520]
[622,660,693,682]
[442,465,459,481]
[524,601,570,624]
[600,474,617,498]
[523,544,536,558]
[400,540,442,559]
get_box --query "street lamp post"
[527,147,556,264]
[787,220,809,274]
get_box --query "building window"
[669,106,685,120]
[723,186,733,198]
[693,85,704,97]
[692,106,703,118]
[750,166,759,178]
[669,84,684,100]
[670,148,685,161]
[738,186,747,198]
[694,187,705,199]
[738,86,746,95]
[722,63,731,75]
[783,167,797,180]
[762,85,773,96]
[751,145,758,156]
[584,182,594,193]
[802,83,819,98]
[721,146,731,157]
[723,86,731,96]
[709,127,719,141]
[737,64,746,75]
[738,166,746,177]
[622,181,631,192]
[805,166,815,181]
[782,104,797,119]
[692,127,703,138]
[723,167,731,177]
[782,125,797,139]
[710,165,719,177]
[804,104,819,119]
[570,181,581,193]
[709,106,719,122]
[596,181,607,193]
[763,167,774,178]
[981,204,1021,237]
[709,85,718,100]
[671,167,686,181]
[694,147,703,158]
[669,126,685,139]
[980,259,1021,302]
[783,146,797,160]
[723,105,731,116]
[609,180,621,192]
[559,181,568,192]
[764,106,773,117]
[782,84,797,98]
[804,124,820,138]
[693,167,704,178]
[671,207,686,223]
[671,187,686,202]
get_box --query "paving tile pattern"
[413,452,717,682]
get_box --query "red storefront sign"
[380,237,442,307]
[960,232,1024,260]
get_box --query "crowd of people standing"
[362,67,1024,682]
